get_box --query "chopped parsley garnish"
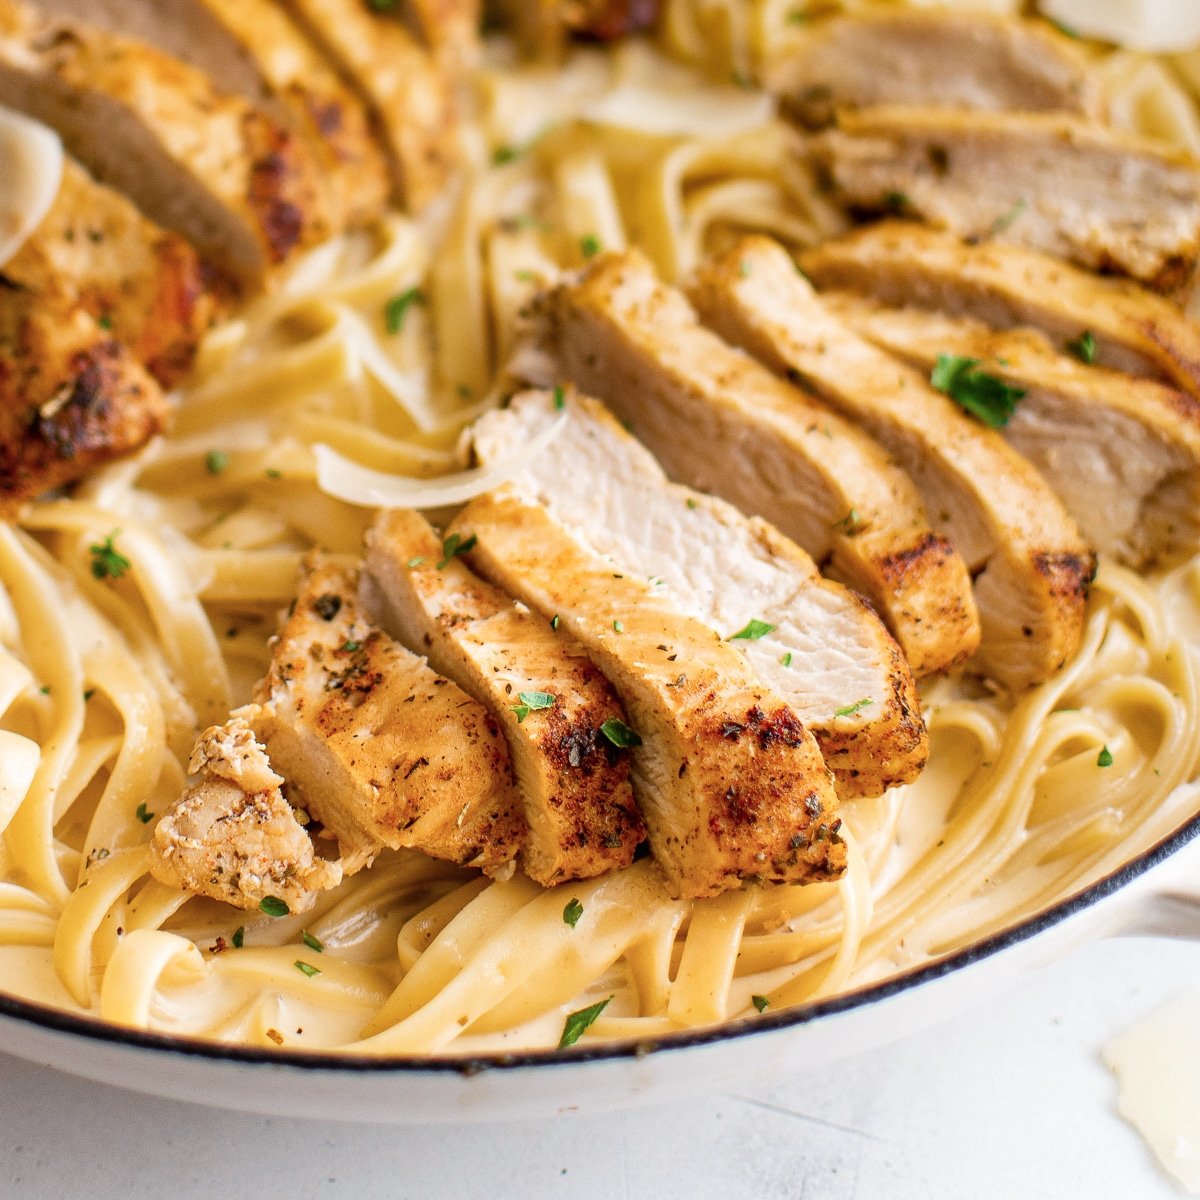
[600,718,642,749]
[751,994,770,1013]
[612,619,624,633]
[558,996,612,1048]
[562,898,584,928]
[834,698,874,718]
[259,896,290,918]
[384,287,425,334]
[580,234,602,259]
[833,507,860,533]
[1068,330,1097,365]
[97,312,113,331]
[301,930,325,954]
[407,556,426,568]
[83,689,95,702]
[492,144,522,165]
[553,384,566,410]
[990,198,1027,236]
[739,259,753,278]
[884,191,909,214]
[264,468,282,479]
[231,926,244,949]
[511,690,556,723]
[89,532,131,580]
[930,354,1025,428]
[686,498,698,509]
[780,652,793,668]
[342,640,361,652]
[550,614,561,631]
[135,802,154,824]
[294,960,321,978]
[514,269,536,283]
[728,619,775,642]
[38,685,49,695]
[1097,745,1113,768]
[205,449,229,475]
[1049,16,1079,37]
[437,532,477,569]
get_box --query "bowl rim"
[3,806,1197,1076]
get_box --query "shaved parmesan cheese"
[0,107,62,268]
[314,411,567,509]
[1040,0,1200,53]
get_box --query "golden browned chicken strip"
[251,557,525,876]
[545,249,976,677]
[693,236,1093,690]
[454,484,847,900]
[800,221,1200,400]
[150,716,342,913]
[363,508,645,886]
[468,391,927,800]
[825,295,1200,568]
[0,0,328,284]
[762,9,1100,126]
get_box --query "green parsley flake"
[550,614,561,631]
[514,269,536,283]
[1068,330,1097,365]
[612,619,624,633]
[884,191,909,214]
[97,312,114,331]
[294,960,321,978]
[686,498,698,509]
[259,896,290,918]
[739,259,752,278]
[407,556,426,568]
[930,355,1026,428]
[89,532,131,580]
[600,718,642,749]
[558,996,612,1048]
[990,198,1028,236]
[728,619,775,642]
[1097,745,1114,768]
[751,994,770,1013]
[205,449,229,475]
[512,690,556,723]
[492,144,521,165]
[135,802,154,825]
[834,698,874,718]
[780,652,793,668]
[834,507,860,533]
[301,930,325,954]
[231,926,245,949]
[563,898,584,928]
[264,468,282,479]
[580,234,602,259]
[553,384,566,410]
[438,532,477,569]
[384,287,425,335]
[342,640,361,652]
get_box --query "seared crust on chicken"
[800,221,1200,400]
[546,249,974,676]
[150,716,342,913]
[762,9,1100,127]
[0,0,328,283]
[469,391,927,799]
[693,236,1091,689]
[815,107,1200,291]
[252,557,524,875]
[453,486,847,900]
[827,295,1200,568]
[363,508,645,886]
[4,156,225,386]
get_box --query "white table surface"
[1,934,1195,1199]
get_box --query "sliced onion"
[313,411,567,509]
[0,107,63,268]
[1040,0,1200,53]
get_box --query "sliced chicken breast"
[5,156,225,386]
[280,0,459,212]
[150,716,342,913]
[24,0,390,231]
[544,250,976,678]
[251,557,524,876]
[826,295,1200,568]
[692,237,1093,689]
[469,391,927,799]
[0,300,166,511]
[453,496,847,901]
[814,107,1200,291]
[800,221,1200,402]
[0,1,328,284]
[762,10,1100,126]
[362,508,645,886]
[395,0,480,67]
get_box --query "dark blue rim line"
[3,807,1198,1077]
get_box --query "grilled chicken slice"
[280,0,459,212]
[0,300,166,510]
[362,508,645,886]
[395,0,480,67]
[251,557,524,876]
[25,0,390,231]
[762,10,1100,127]
[815,107,1200,292]
[545,250,974,677]
[5,156,224,386]
[469,391,927,799]
[693,237,1092,689]
[800,222,1200,402]
[150,716,342,913]
[453,501,847,901]
[0,1,327,284]
[827,296,1200,568]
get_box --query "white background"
[0,935,1195,1199]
